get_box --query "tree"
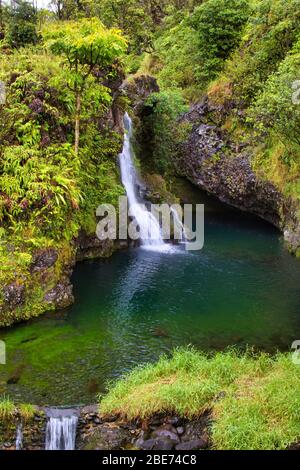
[190,0,249,83]
[50,0,99,20]
[7,0,38,48]
[44,18,127,154]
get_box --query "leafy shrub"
[141,90,188,174]
[7,0,38,48]
[190,0,249,84]
[224,0,300,105]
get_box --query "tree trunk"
[75,91,81,155]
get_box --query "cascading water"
[119,113,166,249]
[15,423,23,450]
[45,409,78,451]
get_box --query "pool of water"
[0,194,300,405]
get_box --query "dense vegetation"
[0,0,299,451]
[0,1,299,315]
[100,347,300,450]
[0,2,127,323]
[134,0,300,203]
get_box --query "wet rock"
[177,96,299,244]
[165,416,184,426]
[175,439,208,451]
[181,415,210,443]
[76,231,117,261]
[151,424,180,444]
[139,438,176,451]
[31,249,58,272]
[28,98,44,115]
[176,426,185,436]
[284,225,300,256]
[3,283,25,309]
[44,281,74,309]
[7,365,25,385]
[122,75,159,115]
[79,424,131,450]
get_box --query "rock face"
[0,406,211,451]
[2,283,26,309]
[75,231,127,261]
[177,98,300,254]
[0,408,46,451]
[0,236,127,327]
[122,75,159,114]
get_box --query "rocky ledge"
[78,408,211,451]
[177,97,300,256]
[0,234,129,328]
[0,405,211,451]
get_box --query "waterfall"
[119,113,166,249]
[45,409,78,451]
[15,423,23,450]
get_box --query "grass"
[0,397,15,421]
[19,403,36,422]
[99,347,300,450]
[0,397,37,423]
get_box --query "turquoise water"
[0,194,300,405]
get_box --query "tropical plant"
[43,18,127,154]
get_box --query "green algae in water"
[0,199,300,406]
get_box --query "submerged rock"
[44,281,74,310]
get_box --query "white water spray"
[45,409,78,450]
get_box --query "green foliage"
[0,144,82,241]
[223,0,300,105]
[249,38,300,146]
[43,18,127,73]
[7,1,38,48]
[100,347,300,450]
[0,397,36,423]
[141,90,188,173]
[0,38,125,323]
[248,38,300,198]
[94,0,154,54]
[43,18,127,153]
[190,0,249,84]
[153,15,200,99]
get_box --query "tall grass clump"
[0,396,16,422]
